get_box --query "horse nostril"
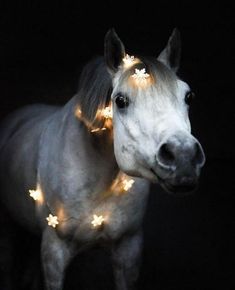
[158,143,176,166]
[156,138,205,171]
[193,142,205,167]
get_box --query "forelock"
[116,56,178,95]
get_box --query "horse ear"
[157,28,181,72]
[104,28,125,74]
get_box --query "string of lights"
[29,172,135,229]
[28,53,151,230]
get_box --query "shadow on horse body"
[0,29,205,290]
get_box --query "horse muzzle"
[151,133,205,195]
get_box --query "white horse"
[0,28,205,290]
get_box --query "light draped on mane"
[76,57,112,123]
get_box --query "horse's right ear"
[104,29,125,74]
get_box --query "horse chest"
[58,190,148,243]
[100,196,143,239]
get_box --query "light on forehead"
[132,68,149,80]
[129,68,153,88]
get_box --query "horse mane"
[76,57,112,123]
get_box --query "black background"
[0,1,234,289]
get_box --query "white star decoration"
[122,179,135,191]
[46,214,59,228]
[102,106,113,119]
[123,54,135,67]
[132,68,150,81]
[91,215,105,227]
[29,189,41,201]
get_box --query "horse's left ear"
[157,28,181,72]
[104,28,125,74]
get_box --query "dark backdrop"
[0,1,234,290]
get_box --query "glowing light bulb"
[122,54,136,68]
[28,183,44,204]
[29,189,41,201]
[132,68,150,81]
[46,214,59,228]
[123,54,135,68]
[102,106,113,119]
[91,215,105,227]
[91,127,107,133]
[123,54,141,70]
[122,178,135,191]
[75,108,82,118]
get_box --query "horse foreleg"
[41,228,72,290]
[111,230,143,290]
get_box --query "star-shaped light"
[46,214,59,228]
[28,184,44,204]
[122,178,135,191]
[123,54,135,67]
[131,68,150,81]
[101,106,113,119]
[29,189,41,201]
[91,215,105,227]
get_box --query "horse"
[0,28,205,290]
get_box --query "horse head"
[104,28,205,194]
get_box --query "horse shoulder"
[0,104,60,232]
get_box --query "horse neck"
[51,96,119,195]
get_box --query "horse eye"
[115,93,129,109]
[185,91,195,105]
